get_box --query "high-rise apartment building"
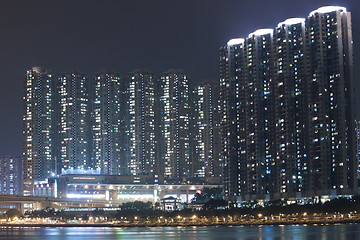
[22,66,222,192]
[192,80,222,178]
[305,6,356,198]
[127,70,157,176]
[0,156,22,195]
[221,6,357,202]
[58,72,91,173]
[220,38,248,200]
[273,18,308,199]
[160,69,191,180]
[23,67,56,195]
[91,71,123,175]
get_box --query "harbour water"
[1,224,360,239]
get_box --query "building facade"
[305,6,357,198]
[58,72,91,173]
[221,6,357,202]
[23,67,56,195]
[91,71,123,175]
[160,69,191,180]
[22,67,222,195]
[127,70,157,176]
[192,80,222,178]
[0,156,22,195]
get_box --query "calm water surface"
[0,224,360,239]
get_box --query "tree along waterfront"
[2,195,360,226]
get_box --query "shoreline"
[1,218,360,228]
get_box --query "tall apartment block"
[23,67,56,195]
[22,67,222,193]
[192,80,222,178]
[160,69,191,180]
[126,70,157,176]
[0,156,22,195]
[58,72,91,174]
[273,18,308,198]
[306,7,356,199]
[91,71,123,175]
[221,6,357,202]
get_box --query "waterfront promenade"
[1,213,360,227]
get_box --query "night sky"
[0,0,359,157]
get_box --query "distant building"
[221,6,357,202]
[127,70,157,176]
[23,67,56,195]
[160,69,191,180]
[91,71,123,175]
[22,67,221,194]
[58,72,91,173]
[305,7,356,197]
[160,196,181,211]
[33,174,220,205]
[0,156,22,195]
[191,80,222,178]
